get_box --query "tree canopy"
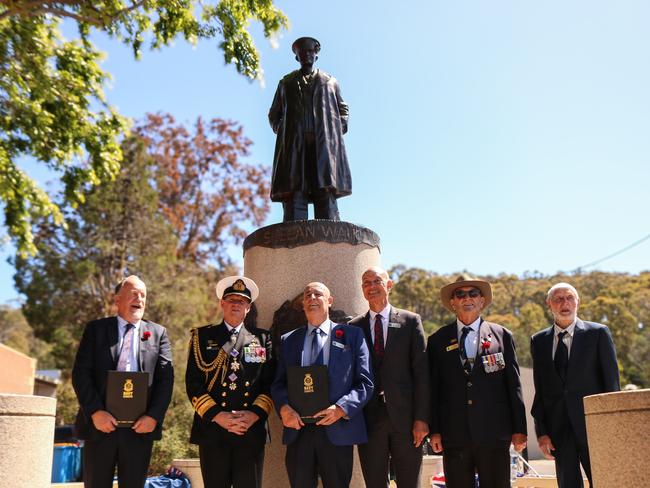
[0,0,287,256]
[389,267,650,388]
[12,113,269,469]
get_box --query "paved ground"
[53,460,559,487]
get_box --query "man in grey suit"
[349,266,430,488]
[531,283,620,488]
[427,275,527,488]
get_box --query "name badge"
[388,322,401,329]
[332,341,345,349]
[482,352,505,373]
[446,343,459,352]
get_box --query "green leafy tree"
[0,0,287,257]
[14,114,269,470]
[387,265,650,386]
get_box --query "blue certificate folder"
[106,371,148,427]
[287,365,329,423]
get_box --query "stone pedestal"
[171,459,204,488]
[244,220,381,488]
[243,221,381,329]
[584,388,650,487]
[0,393,56,488]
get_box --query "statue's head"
[292,37,321,66]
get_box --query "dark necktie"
[459,326,472,374]
[373,314,385,361]
[555,331,569,382]
[117,323,134,372]
[311,328,324,366]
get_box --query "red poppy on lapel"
[480,335,492,353]
[335,329,344,339]
[141,330,151,341]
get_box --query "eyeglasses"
[453,289,482,299]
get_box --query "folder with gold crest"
[106,371,148,427]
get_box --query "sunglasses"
[453,289,482,299]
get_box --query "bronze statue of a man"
[268,37,351,222]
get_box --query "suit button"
[222,392,227,397]
[468,400,473,405]
[467,382,472,388]
[245,381,250,387]
[222,382,227,387]
[244,392,250,397]
[221,402,226,407]
[243,402,248,407]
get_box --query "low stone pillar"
[584,388,650,486]
[0,393,56,488]
[171,458,203,488]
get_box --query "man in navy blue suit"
[531,283,620,488]
[271,282,374,488]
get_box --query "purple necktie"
[117,323,134,371]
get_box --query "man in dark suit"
[531,283,620,488]
[185,275,275,488]
[271,282,374,488]
[72,275,174,488]
[427,275,527,488]
[349,266,430,488]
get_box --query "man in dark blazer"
[72,275,174,488]
[531,283,620,488]
[427,275,527,488]
[271,282,374,488]
[185,275,275,488]
[349,266,430,488]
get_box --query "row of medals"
[226,335,266,391]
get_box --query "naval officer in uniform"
[186,276,275,488]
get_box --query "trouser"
[282,192,340,221]
[285,424,353,488]
[553,426,592,488]
[442,443,510,488]
[358,403,422,488]
[83,429,153,488]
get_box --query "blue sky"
[2,0,649,304]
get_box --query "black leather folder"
[287,365,329,423]
[106,371,148,427]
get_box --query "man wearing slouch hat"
[426,275,527,487]
[186,276,275,488]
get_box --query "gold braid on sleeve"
[191,329,229,392]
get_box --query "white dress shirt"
[117,315,141,372]
[369,304,391,347]
[456,317,481,365]
[302,319,332,366]
[552,319,577,359]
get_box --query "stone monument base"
[243,220,381,488]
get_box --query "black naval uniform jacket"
[186,322,275,446]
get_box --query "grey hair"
[547,282,579,301]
